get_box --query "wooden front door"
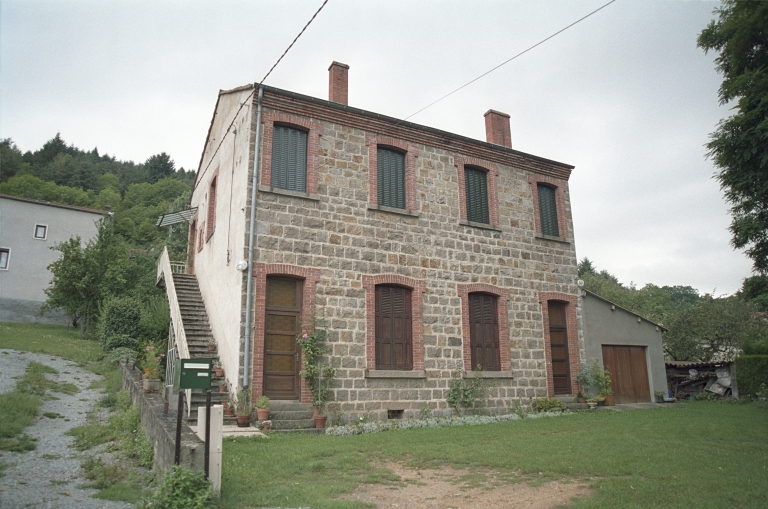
[469,293,500,371]
[375,285,413,370]
[548,301,571,394]
[264,277,302,399]
[601,345,650,404]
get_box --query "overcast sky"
[1,0,754,294]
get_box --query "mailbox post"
[173,359,213,466]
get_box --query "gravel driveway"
[0,349,133,509]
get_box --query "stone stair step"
[269,418,317,430]
[268,409,314,420]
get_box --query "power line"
[402,0,617,122]
[193,0,330,191]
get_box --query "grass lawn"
[222,402,768,509]
[0,321,102,365]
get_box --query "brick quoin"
[251,263,321,403]
[528,173,570,239]
[366,135,419,211]
[260,112,322,195]
[456,283,511,371]
[454,156,499,226]
[362,274,426,371]
[538,292,580,397]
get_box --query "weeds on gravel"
[68,390,154,502]
[0,361,59,452]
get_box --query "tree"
[42,217,126,333]
[698,1,768,274]
[144,153,175,183]
[663,295,766,362]
[739,274,768,312]
[577,257,596,277]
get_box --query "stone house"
[164,62,584,421]
[0,194,109,324]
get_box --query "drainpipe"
[243,85,263,390]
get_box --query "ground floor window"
[375,285,413,370]
[468,292,501,371]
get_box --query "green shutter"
[271,126,307,192]
[465,167,489,224]
[537,184,559,236]
[377,148,405,209]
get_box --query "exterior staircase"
[169,272,236,426]
[265,401,323,434]
[554,394,589,411]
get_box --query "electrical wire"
[193,0,330,191]
[401,0,617,122]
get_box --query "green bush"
[101,297,141,351]
[104,334,139,352]
[138,466,213,509]
[735,355,768,397]
[446,371,491,414]
[531,397,566,412]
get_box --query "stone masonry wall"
[250,103,582,421]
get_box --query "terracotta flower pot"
[208,345,216,351]
[225,406,235,417]
[313,405,320,419]
[214,368,224,377]
[256,408,269,421]
[262,422,270,431]
[314,415,327,429]
[236,415,250,427]
[219,384,227,393]
[577,397,586,403]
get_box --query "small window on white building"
[34,224,48,240]
[0,248,10,270]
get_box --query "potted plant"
[586,397,598,410]
[254,395,270,421]
[296,316,337,428]
[596,365,613,406]
[654,391,665,403]
[575,363,596,400]
[213,360,224,377]
[207,338,216,351]
[235,388,252,427]
[261,420,271,431]
[142,346,163,393]
[224,395,235,416]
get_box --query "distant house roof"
[665,360,732,368]
[0,194,111,216]
[582,289,668,331]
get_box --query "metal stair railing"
[158,246,191,415]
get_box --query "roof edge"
[582,289,668,331]
[0,194,111,216]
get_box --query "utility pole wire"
[193,0,330,190]
[402,0,617,122]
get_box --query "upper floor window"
[377,148,406,209]
[468,292,500,371]
[537,184,559,237]
[375,285,413,370]
[271,125,308,193]
[0,248,9,270]
[206,175,217,241]
[465,167,490,224]
[34,224,48,240]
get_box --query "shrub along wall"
[735,355,768,397]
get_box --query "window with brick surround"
[271,125,307,192]
[465,167,489,224]
[206,175,217,241]
[528,174,569,240]
[537,184,559,237]
[366,136,418,212]
[454,156,499,227]
[375,285,413,370]
[377,148,406,209]
[469,293,500,371]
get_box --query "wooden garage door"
[601,345,650,404]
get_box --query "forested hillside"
[1,135,193,249]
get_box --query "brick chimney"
[328,61,349,105]
[484,109,512,148]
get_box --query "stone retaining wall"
[120,363,204,475]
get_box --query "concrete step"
[269,409,314,420]
[269,418,317,430]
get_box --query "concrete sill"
[258,185,320,201]
[464,371,514,379]
[365,369,427,379]
[535,234,570,244]
[367,204,419,218]
[459,219,502,232]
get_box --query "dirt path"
[339,462,593,509]
[0,349,132,509]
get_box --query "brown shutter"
[469,293,500,371]
[375,285,412,370]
